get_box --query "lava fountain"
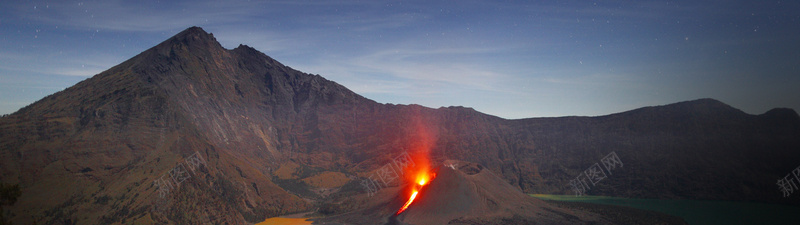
[395,109,438,215]
[396,169,436,215]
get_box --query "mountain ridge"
[1,27,798,224]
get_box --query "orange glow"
[396,172,436,215]
[396,111,438,215]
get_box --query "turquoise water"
[531,194,800,225]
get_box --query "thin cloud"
[297,44,515,98]
[10,0,263,32]
[0,51,121,77]
[9,0,418,33]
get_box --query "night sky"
[2,0,799,119]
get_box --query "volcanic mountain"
[316,160,689,225]
[319,160,612,225]
[398,161,558,224]
[1,27,798,224]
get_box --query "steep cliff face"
[1,27,799,224]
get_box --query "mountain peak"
[652,98,741,114]
[606,98,748,122]
[759,107,800,127]
[143,26,223,57]
[670,98,725,108]
[173,26,216,42]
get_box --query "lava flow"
[396,172,435,215]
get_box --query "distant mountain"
[1,27,798,224]
[500,98,800,201]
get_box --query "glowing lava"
[397,191,418,214]
[396,114,437,215]
[396,173,435,215]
